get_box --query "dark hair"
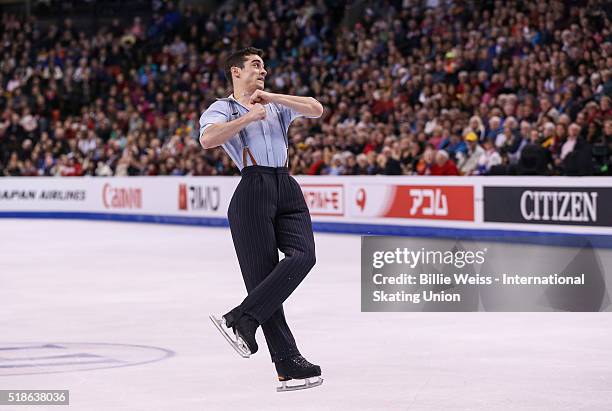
[223,47,264,89]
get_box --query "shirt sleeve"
[276,103,319,126]
[199,100,230,135]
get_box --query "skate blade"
[209,314,251,358]
[276,376,323,392]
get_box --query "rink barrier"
[0,176,610,247]
[1,211,611,249]
[0,211,229,227]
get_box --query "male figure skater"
[199,47,324,392]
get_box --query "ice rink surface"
[1,219,612,411]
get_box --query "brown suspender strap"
[243,146,257,166]
[223,98,256,168]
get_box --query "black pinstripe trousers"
[227,165,316,362]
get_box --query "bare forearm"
[269,94,324,118]
[200,116,250,149]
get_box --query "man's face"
[569,125,580,138]
[435,153,447,166]
[605,120,612,137]
[234,55,267,91]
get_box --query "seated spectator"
[466,115,486,141]
[499,120,523,163]
[355,153,369,175]
[382,146,402,175]
[327,153,345,176]
[366,151,378,175]
[415,147,435,176]
[486,116,503,142]
[456,132,484,175]
[477,140,502,175]
[343,152,359,175]
[431,150,459,176]
[3,152,21,176]
[560,124,593,176]
[308,151,326,175]
[373,153,386,175]
[559,124,581,163]
[517,130,551,175]
[439,132,467,160]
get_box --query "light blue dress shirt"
[199,96,310,170]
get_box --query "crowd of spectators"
[1,0,610,177]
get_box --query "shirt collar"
[228,94,250,110]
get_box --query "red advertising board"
[384,185,474,221]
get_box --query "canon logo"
[520,191,597,222]
[102,184,142,209]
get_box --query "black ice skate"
[275,355,323,392]
[209,312,259,358]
